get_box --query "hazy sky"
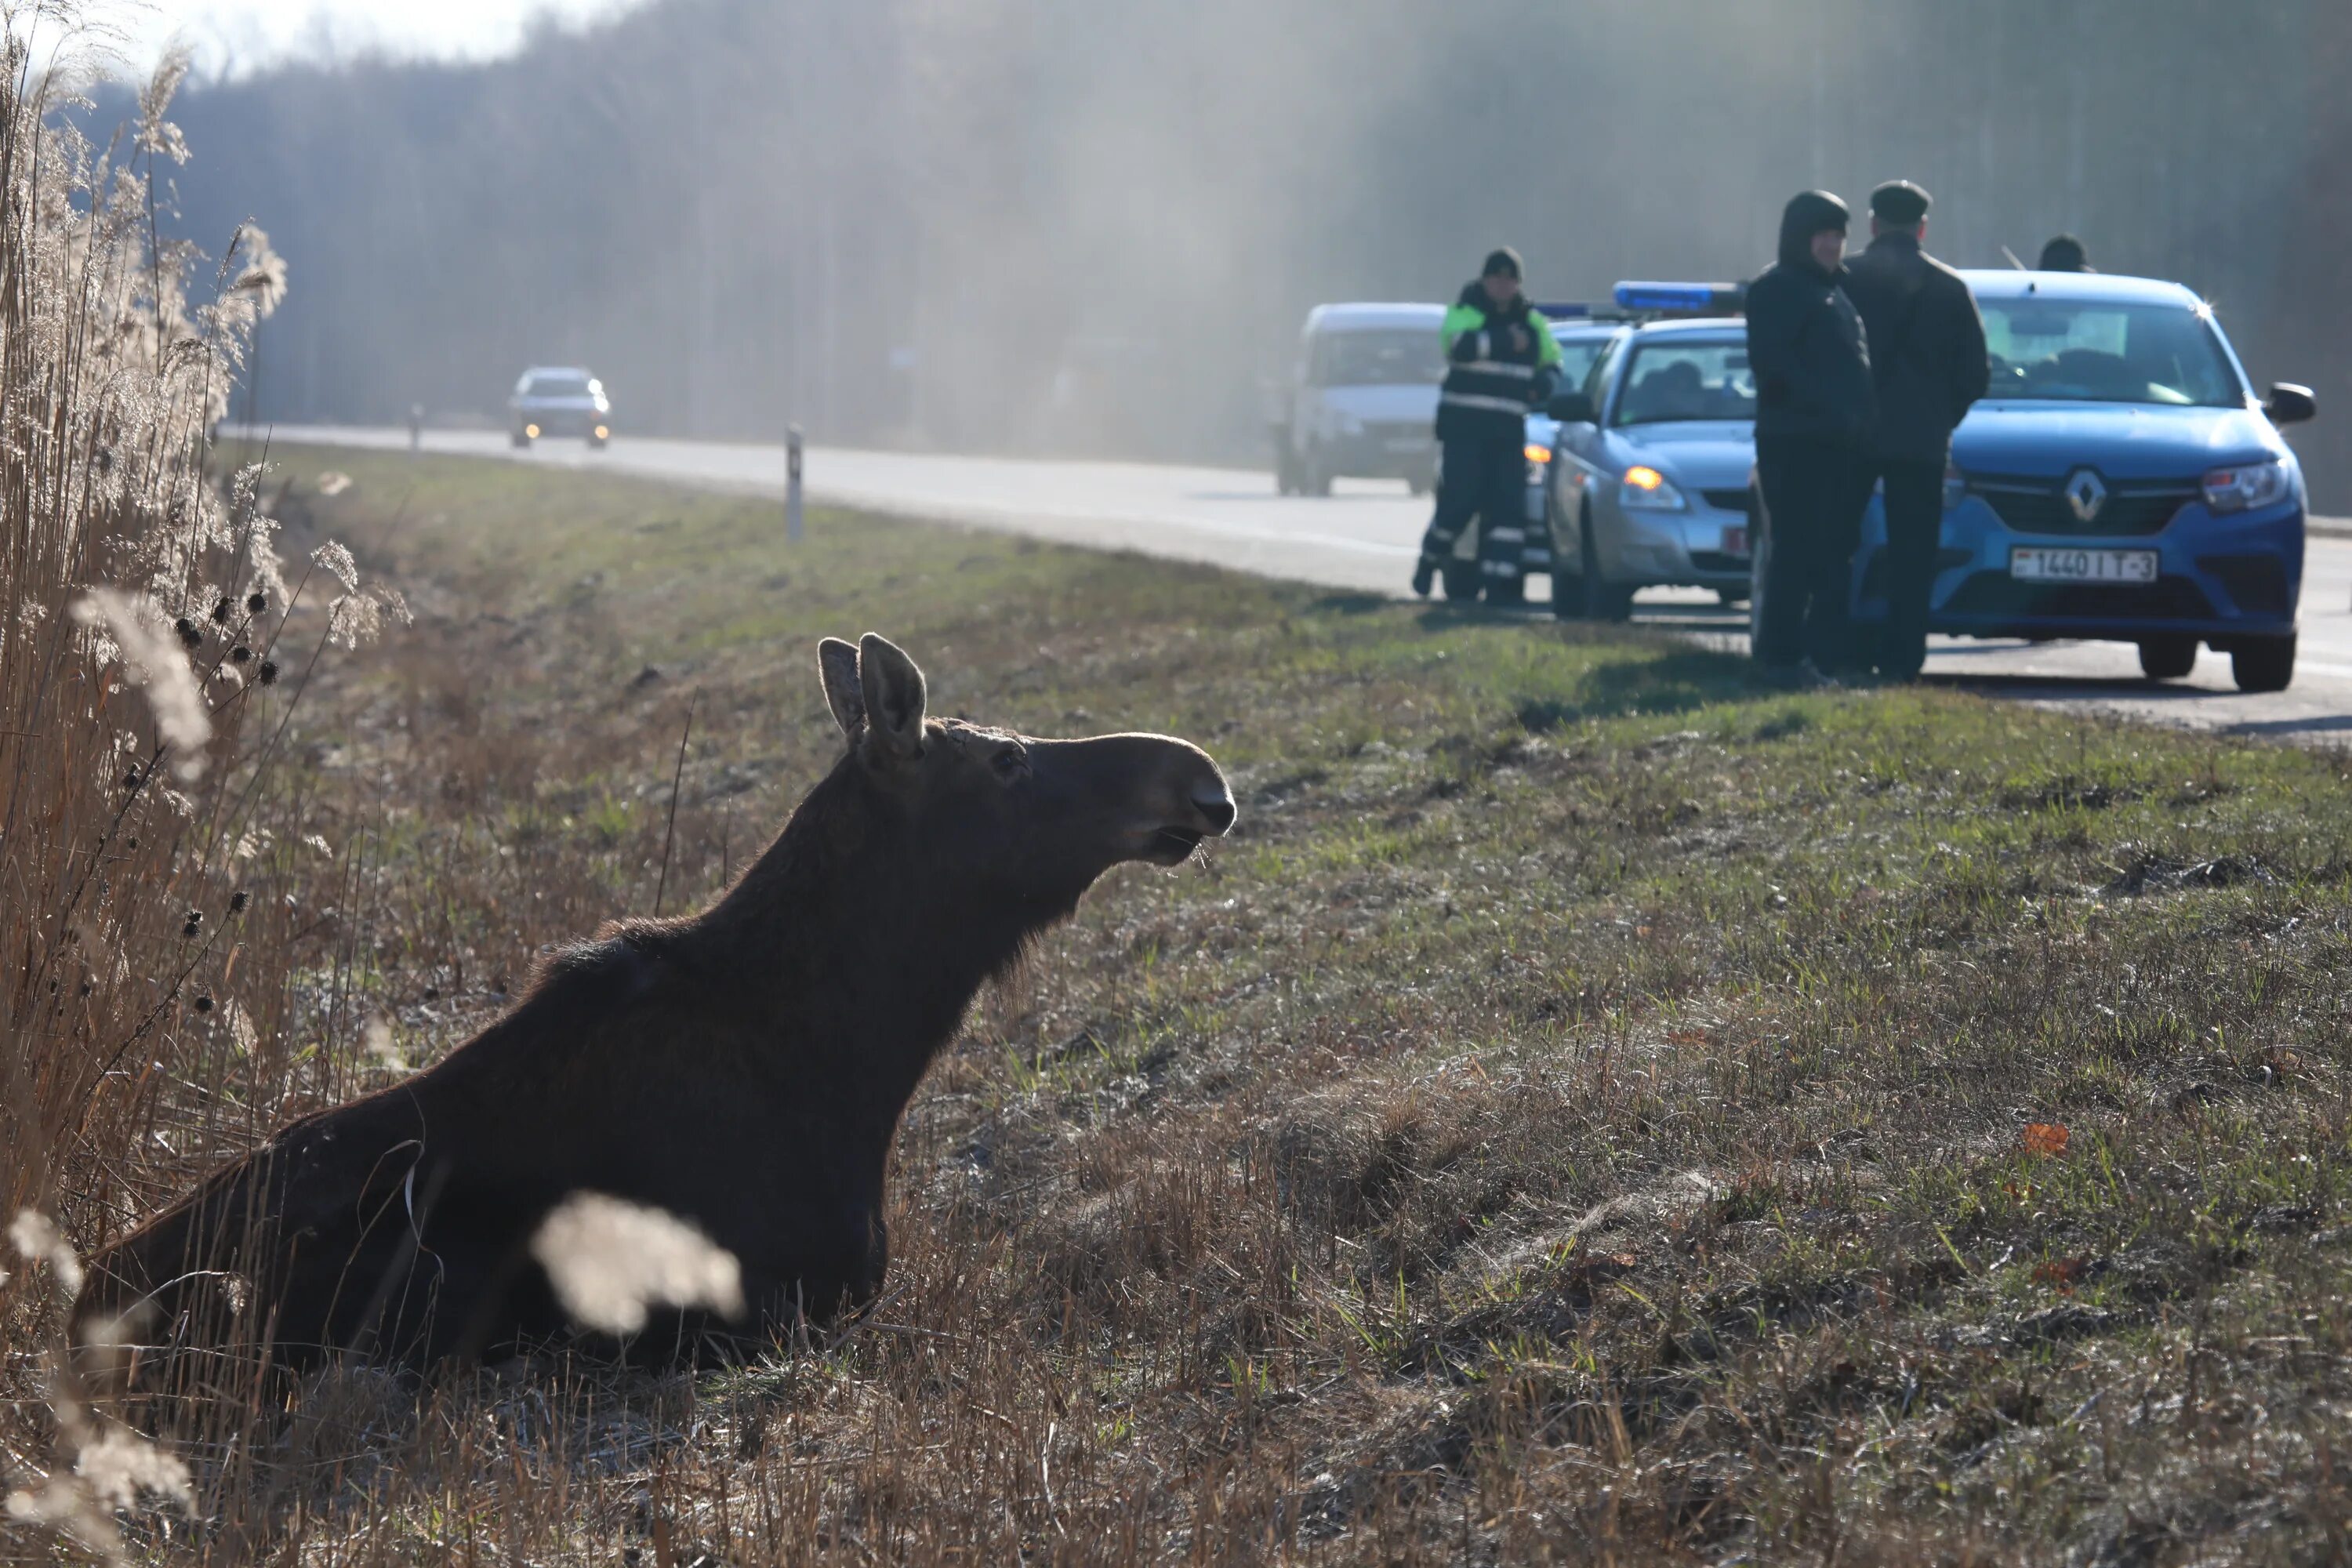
[93,0,635,75]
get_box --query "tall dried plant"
[0,16,397,1553]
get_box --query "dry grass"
[9,437,2352,1563]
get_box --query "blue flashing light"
[1613,281,1739,312]
[1534,301,1593,320]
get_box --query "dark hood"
[1457,280,1527,319]
[1777,190,1850,275]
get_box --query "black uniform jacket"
[1747,268,1873,448]
[1841,231,1991,463]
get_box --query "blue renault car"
[1850,270,2317,691]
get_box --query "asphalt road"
[244,425,2352,746]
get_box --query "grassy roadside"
[37,445,2352,1563]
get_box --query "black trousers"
[1419,430,1527,599]
[1754,436,1875,669]
[1872,457,1947,680]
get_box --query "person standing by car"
[1412,248,1563,604]
[1842,180,1990,681]
[1745,191,1876,674]
[2038,234,2094,273]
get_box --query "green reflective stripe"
[1532,314,1564,369]
[1440,303,1486,354]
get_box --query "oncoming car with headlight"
[509,366,612,449]
[1848,271,2315,691]
[1542,285,1758,620]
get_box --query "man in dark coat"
[1744,190,1876,674]
[1842,180,1991,680]
[2038,234,2093,273]
[1412,248,1563,604]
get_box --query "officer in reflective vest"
[1413,248,1563,604]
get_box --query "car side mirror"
[1545,390,1597,424]
[2265,383,2317,426]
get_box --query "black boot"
[1411,556,1436,597]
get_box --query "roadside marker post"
[786,426,804,543]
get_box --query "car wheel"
[1439,561,1483,601]
[1303,445,1332,497]
[2137,635,2198,681]
[1274,430,1299,495]
[1552,505,1587,619]
[1407,474,1432,496]
[510,431,532,449]
[2231,633,2296,693]
[1582,504,1632,622]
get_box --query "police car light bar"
[1612,281,1744,313]
[1533,301,1593,320]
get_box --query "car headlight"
[2201,458,2292,514]
[1619,464,1686,510]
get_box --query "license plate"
[2009,546,2158,584]
[1722,527,1748,557]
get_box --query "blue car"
[1849,270,2317,691]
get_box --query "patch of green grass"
[155,445,2352,1563]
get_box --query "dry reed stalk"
[0,25,401,1559]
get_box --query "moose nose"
[1194,788,1237,835]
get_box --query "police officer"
[1413,248,1563,604]
[2038,234,2094,273]
[1843,180,1989,681]
[1745,191,1876,675]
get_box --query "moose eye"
[990,746,1029,782]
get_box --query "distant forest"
[151,0,2352,501]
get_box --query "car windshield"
[1552,336,1612,394]
[1610,339,1755,426]
[1980,299,2241,407]
[524,373,594,397]
[1312,329,1444,387]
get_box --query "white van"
[1272,303,1445,495]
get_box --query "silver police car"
[1544,288,1757,619]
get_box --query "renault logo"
[2063,469,2108,523]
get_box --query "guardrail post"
[786,425,804,543]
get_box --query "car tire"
[1552,506,1588,619]
[1439,561,1483,601]
[1581,504,1632,622]
[1303,446,1333,498]
[2231,633,2296,693]
[510,431,532,449]
[1407,474,1432,497]
[588,436,609,451]
[2137,636,2198,681]
[1274,431,1299,495]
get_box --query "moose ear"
[818,637,864,739]
[856,633,926,758]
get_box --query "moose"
[73,633,1234,1374]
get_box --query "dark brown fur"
[73,634,1233,1372]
